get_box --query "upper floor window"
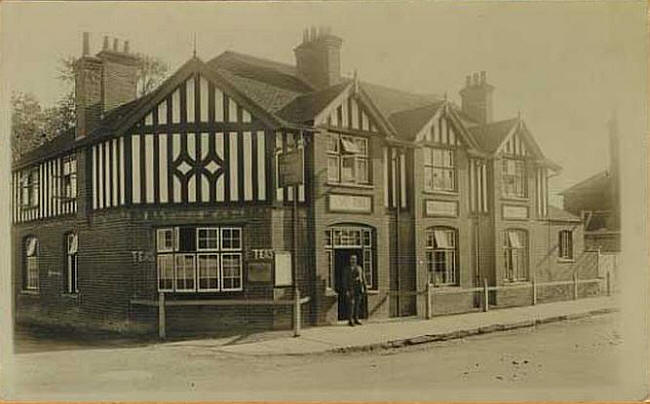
[62,154,77,201]
[327,133,369,185]
[425,227,458,286]
[558,230,574,260]
[156,226,243,293]
[424,148,455,192]
[504,229,528,282]
[502,158,526,198]
[24,237,39,291]
[65,233,79,294]
[20,169,39,209]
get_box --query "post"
[293,288,301,337]
[426,282,433,320]
[606,271,611,296]
[292,183,300,337]
[532,278,537,305]
[158,292,166,339]
[483,278,489,312]
[573,272,578,300]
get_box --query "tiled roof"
[277,80,351,123]
[387,102,445,141]
[468,117,519,153]
[13,128,75,169]
[560,170,610,195]
[547,205,582,223]
[361,82,441,118]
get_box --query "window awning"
[433,230,452,249]
[507,231,522,248]
[26,237,38,256]
[341,137,360,154]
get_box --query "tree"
[12,53,169,158]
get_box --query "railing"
[131,292,311,339]
[391,272,612,320]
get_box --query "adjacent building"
[12,28,600,335]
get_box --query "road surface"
[5,313,626,401]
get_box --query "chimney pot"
[123,40,129,53]
[480,71,486,84]
[103,35,109,50]
[113,38,119,51]
[472,72,479,85]
[82,32,90,56]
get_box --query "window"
[156,226,243,292]
[324,227,376,290]
[502,158,526,198]
[65,233,78,294]
[62,154,77,201]
[24,237,39,291]
[504,230,528,281]
[559,230,573,260]
[327,133,369,184]
[425,228,458,286]
[20,169,39,209]
[424,148,455,192]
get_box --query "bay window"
[424,148,455,192]
[327,133,369,184]
[502,158,526,198]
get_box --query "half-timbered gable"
[90,60,278,210]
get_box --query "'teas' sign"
[278,150,303,187]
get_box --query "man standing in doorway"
[345,255,367,326]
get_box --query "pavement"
[163,295,618,356]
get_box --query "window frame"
[197,253,220,292]
[423,147,456,193]
[501,158,527,199]
[558,230,574,260]
[24,236,39,291]
[61,154,78,201]
[425,227,459,286]
[221,252,243,292]
[65,232,79,294]
[324,226,377,291]
[503,229,528,282]
[196,227,220,251]
[20,168,40,209]
[326,133,370,185]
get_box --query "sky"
[1,1,647,206]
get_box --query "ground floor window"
[156,226,243,293]
[504,229,528,281]
[65,233,78,294]
[558,230,573,259]
[425,227,458,286]
[324,226,376,291]
[24,237,39,291]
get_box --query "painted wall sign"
[131,250,155,263]
[248,262,272,283]
[250,248,274,260]
[278,149,304,187]
[328,194,372,213]
[503,205,529,220]
[274,251,293,287]
[425,199,458,217]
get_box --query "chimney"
[74,33,140,138]
[459,71,494,124]
[294,26,343,89]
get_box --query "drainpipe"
[394,147,401,317]
[546,168,561,279]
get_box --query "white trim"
[196,227,220,251]
[220,252,243,292]
[313,82,353,126]
[197,253,220,292]
[174,253,197,292]
[220,227,242,251]
[156,228,175,253]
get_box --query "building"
[12,28,601,336]
[561,115,621,253]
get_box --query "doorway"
[334,248,367,321]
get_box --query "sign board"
[425,200,458,217]
[274,251,293,287]
[328,194,372,213]
[250,248,274,260]
[503,205,529,220]
[278,150,303,187]
[248,262,272,282]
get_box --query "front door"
[334,249,367,320]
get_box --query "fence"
[418,273,611,320]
